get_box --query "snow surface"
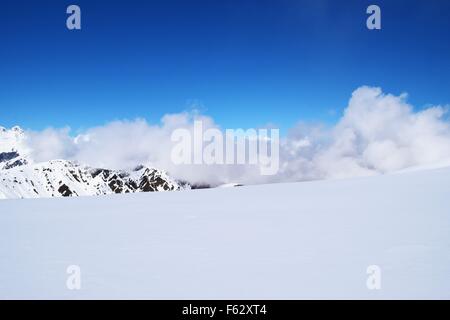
[0,166,449,299]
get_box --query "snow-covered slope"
[0,166,449,299]
[0,126,185,198]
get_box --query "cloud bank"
[21,86,450,185]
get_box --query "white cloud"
[279,86,450,181]
[26,127,76,162]
[19,86,450,185]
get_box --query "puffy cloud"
[19,86,450,185]
[26,127,76,162]
[279,86,450,181]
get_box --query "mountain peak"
[0,125,28,156]
[0,125,25,136]
[11,126,24,134]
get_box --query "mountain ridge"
[0,126,188,199]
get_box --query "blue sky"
[1,0,450,133]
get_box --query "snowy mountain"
[0,125,28,154]
[0,126,186,199]
[0,126,30,171]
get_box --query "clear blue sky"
[1,0,450,133]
